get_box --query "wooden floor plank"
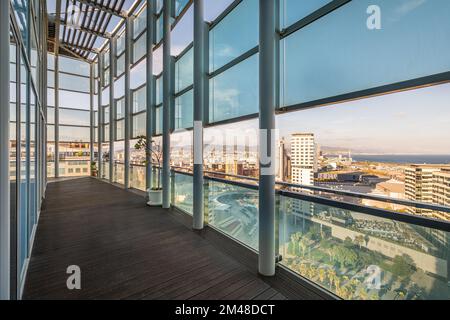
[22,178,285,300]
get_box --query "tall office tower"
[290,133,317,218]
[290,133,317,186]
[276,138,286,181]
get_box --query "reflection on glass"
[173,173,193,215]
[207,180,258,249]
[175,89,193,130]
[281,0,450,107]
[175,47,193,93]
[209,0,258,72]
[209,54,258,123]
[278,195,450,300]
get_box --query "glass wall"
[8,0,46,298]
[47,54,92,178]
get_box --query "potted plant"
[90,161,98,177]
[135,135,163,206]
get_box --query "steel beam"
[193,0,206,230]
[0,0,10,300]
[162,0,172,208]
[124,17,132,188]
[77,0,128,18]
[98,53,103,179]
[109,38,116,182]
[258,0,276,277]
[146,0,155,192]
[90,63,95,171]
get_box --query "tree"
[134,136,162,190]
[318,268,326,283]
[391,254,416,279]
[354,235,365,249]
[333,246,358,269]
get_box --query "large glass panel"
[155,75,163,105]
[134,7,147,38]
[281,0,450,108]
[175,89,193,130]
[173,173,193,215]
[59,73,90,93]
[59,108,90,126]
[155,106,163,135]
[130,164,146,191]
[175,47,193,93]
[133,86,146,113]
[116,119,125,141]
[116,32,126,56]
[280,0,333,29]
[116,98,125,119]
[132,112,146,138]
[59,126,90,142]
[209,54,258,123]
[207,180,258,249]
[116,54,125,77]
[57,90,91,110]
[209,0,258,72]
[59,56,90,76]
[278,195,450,300]
[133,33,147,63]
[175,0,190,16]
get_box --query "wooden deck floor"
[23,178,286,300]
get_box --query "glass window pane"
[133,86,146,113]
[156,75,163,105]
[116,54,125,76]
[209,54,259,123]
[59,56,90,76]
[116,119,125,140]
[133,33,147,63]
[59,126,90,142]
[59,108,90,126]
[132,112,146,138]
[175,47,193,93]
[209,0,258,72]
[58,90,91,110]
[280,0,333,28]
[175,0,190,16]
[134,7,147,39]
[175,89,193,130]
[281,0,450,108]
[59,73,90,92]
[117,32,126,56]
[155,106,163,135]
[116,98,125,119]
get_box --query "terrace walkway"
[22,178,286,300]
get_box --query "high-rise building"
[405,165,442,216]
[290,133,317,218]
[290,133,317,186]
[405,164,450,221]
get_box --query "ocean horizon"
[351,154,450,164]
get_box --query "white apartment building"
[290,133,317,186]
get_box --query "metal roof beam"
[76,0,128,18]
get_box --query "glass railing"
[172,172,194,215]
[113,161,125,185]
[130,163,146,191]
[170,169,450,300]
[206,178,259,250]
[277,193,449,300]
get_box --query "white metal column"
[0,0,11,300]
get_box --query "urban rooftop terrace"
[1,0,450,303]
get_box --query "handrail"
[171,168,450,215]
[170,168,450,232]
